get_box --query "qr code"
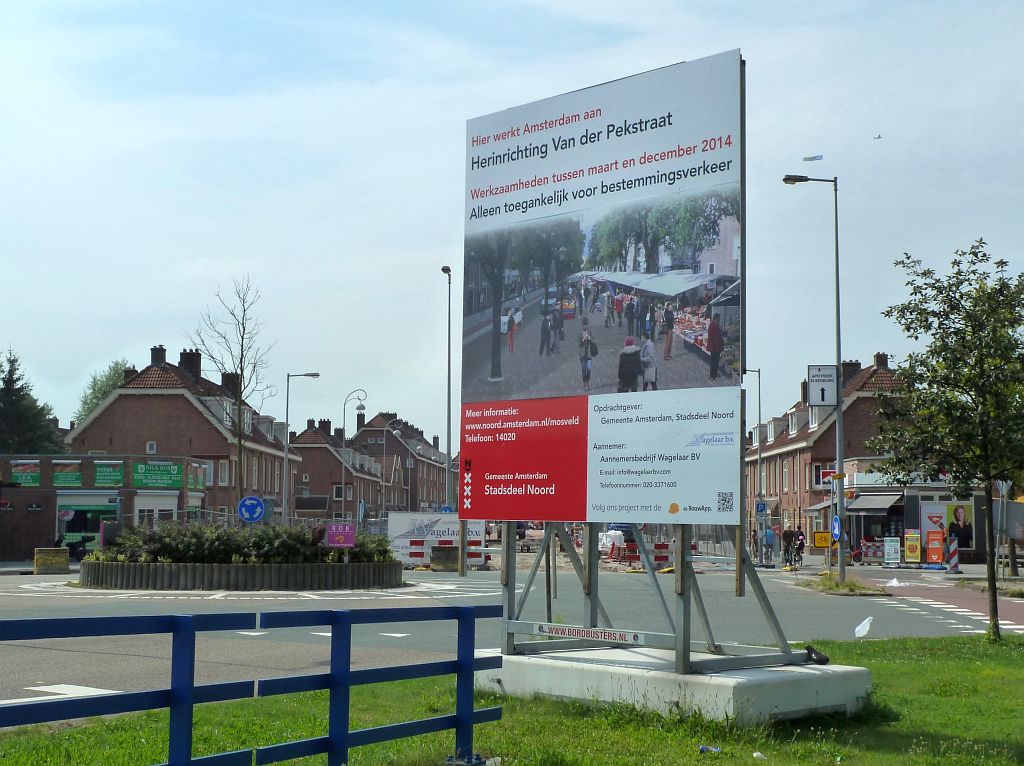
[717,491,734,513]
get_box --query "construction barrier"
[860,541,885,565]
[948,535,960,574]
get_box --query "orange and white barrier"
[948,535,960,574]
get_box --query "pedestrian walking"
[707,312,725,380]
[614,292,624,327]
[662,303,675,359]
[605,291,614,327]
[539,313,553,356]
[617,336,643,393]
[551,303,564,353]
[506,307,516,353]
[624,297,636,337]
[640,336,658,390]
[579,318,594,391]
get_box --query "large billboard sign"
[460,50,743,526]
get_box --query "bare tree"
[188,276,275,502]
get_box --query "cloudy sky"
[3,1,1021,442]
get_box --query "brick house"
[66,345,294,520]
[349,412,449,514]
[744,353,897,538]
[288,418,384,523]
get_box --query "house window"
[219,460,229,486]
[808,407,819,429]
[333,485,345,501]
[146,441,157,455]
[252,458,259,490]
[205,460,214,486]
[243,409,253,434]
[789,413,797,433]
[782,460,788,492]
[347,485,353,501]
[222,403,233,426]
[813,463,835,488]
[274,463,280,493]
[707,263,715,275]
[302,474,310,483]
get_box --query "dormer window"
[789,413,798,434]
[766,421,776,442]
[808,406,819,429]
[243,409,253,434]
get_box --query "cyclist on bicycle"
[794,526,806,566]
[782,524,795,566]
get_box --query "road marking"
[378,633,410,638]
[0,684,120,706]
[236,631,268,636]
[311,632,332,637]
[206,593,226,599]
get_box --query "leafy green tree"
[75,358,129,423]
[869,240,1024,640]
[587,209,636,271]
[0,350,64,454]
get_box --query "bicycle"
[793,545,804,568]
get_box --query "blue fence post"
[327,610,353,766]
[455,606,475,763]
[168,615,196,766]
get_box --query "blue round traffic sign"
[238,495,266,523]
[440,504,455,514]
[831,514,842,542]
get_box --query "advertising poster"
[95,461,124,487]
[11,460,40,488]
[52,461,83,488]
[921,501,974,550]
[133,462,183,489]
[460,50,743,525]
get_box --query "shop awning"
[846,493,902,513]
[805,499,832,512]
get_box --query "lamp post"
[282,371,320,520]
[443,265,464,575]
[341,388,367,525]
[783,173,846,583]
[380,417,403,519]
[743,368,764,565]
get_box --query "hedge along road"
[0,568,1014,705]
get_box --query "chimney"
[221,372,240,398]
[69,420,76,431]
[800,380,808,404]
[432,435,439,449]
[123,366,138,383]
[178,349,202,381]
[48,416,59,429]
[306,418,315,430]
[841,360,862,385]
[334,427,345,442]
[318,418,331,435]
[873,352,889,369]
[289,430,297,442]
[150,345,167,366]
[356,411,366,431]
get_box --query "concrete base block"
[476,647,871,725]
[34,547,70,575]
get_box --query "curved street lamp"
[339,388,367,522]
[380,417,403,518]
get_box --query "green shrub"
[102,524,395,565]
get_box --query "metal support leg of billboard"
[501,521,801,674]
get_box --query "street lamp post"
[282,372,320,521]
[443,265,465,575]
[341,388,367,525]
[380,417,403,521]
[743,368,764,565]
[783,174,846,583]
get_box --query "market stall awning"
[588,269,736,299]
[846,493,902,513]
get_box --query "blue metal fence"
[0,605,502,765]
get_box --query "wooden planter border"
[79,560,403,591]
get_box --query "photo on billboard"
[920,501,975,550]
[460,50,743,527]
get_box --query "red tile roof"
[123,366,190,389]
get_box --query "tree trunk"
[489,296,504,381]
[984,484,1000,640]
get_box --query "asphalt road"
[1,566,1022,706]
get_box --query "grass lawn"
[1,636,1022,765]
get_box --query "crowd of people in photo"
[497,279,729,395]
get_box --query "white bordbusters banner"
[387,513,485,566]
